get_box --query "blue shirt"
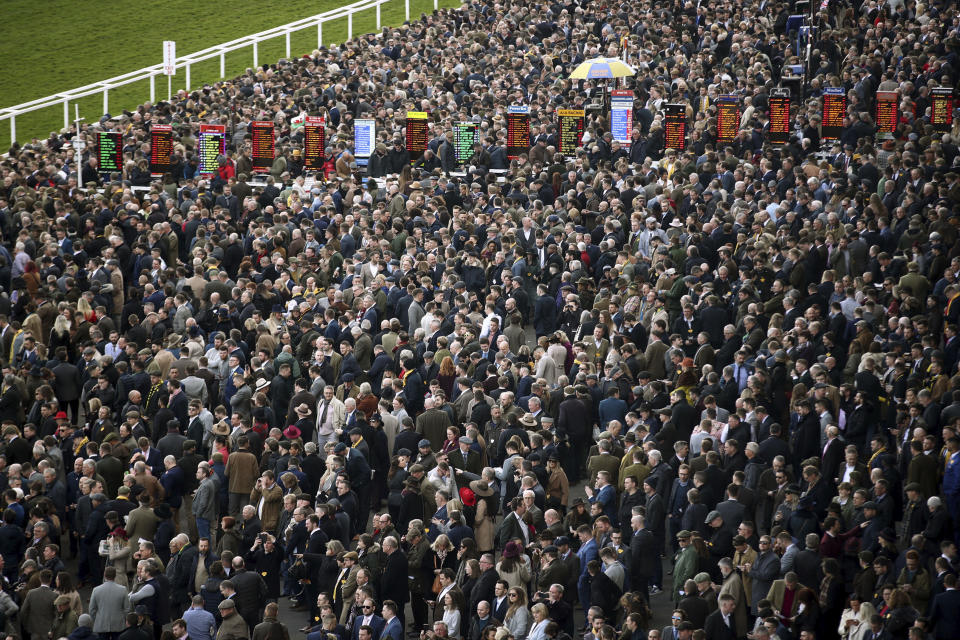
[183,606,216,640]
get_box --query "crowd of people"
[0,0,960,640]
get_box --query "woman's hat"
[503,541,522,558]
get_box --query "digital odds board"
[821,87,846,141]
[931,87,954,132]
[557,109,584,157]
[506,105,530,159]
[767,88,791,145]
[251,121,275,173]
[875,91,899,137]
[98,131,123,175]
[716,95,740,144]
[198,124,225,175]
[664,104,686,151]
[354,119,375,167]
[611,90,633,146]
[150,124,173,176]
[406,112,428,163]
[303,116,325,172]
[453,121,478,165]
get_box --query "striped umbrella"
[568,57,636,79]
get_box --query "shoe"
[648,586,662,595]
[299,627,312,633]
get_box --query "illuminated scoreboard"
[150,125,173,176]
[251,121,275,173]
[875,91,899,136]
[821,87,846,141]
[453,121,478,165]
[198,124,225,176]
[303,116,325,172]
[506,105,530,159]
[931,87,954,132]
[611,90,633,146]
[98,131,123,175]
[406,112,428,163]
[557,109,584,157]
[716,95,740,144]
[664,104,687,151]
[767,88,791,145]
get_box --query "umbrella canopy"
[569,57,636,79]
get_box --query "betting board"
[149,125,173,176]
[453,121,478,165]
[767,88,791,145]
[303,116,325,172]
[557,109,585,157]
[611,90,634,146]
[506,105,530,159]
[875,91,899,137]
[198,124,225,176]
[821,87,846,141]
[251,121,275,173]
[354,119,375,167]
[716,95,740,144]
[98,131,123,175]
[406,112,428,163]
[931,87,954,132]
[664,104,686,151]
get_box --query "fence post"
[220,52,226,78]
[286,31,291,59]
[377,2,381,29]
[64,101,69,130]
[318,21,323,47]
[434,0,438,10]
[150,74,156,103]
[406,0,410,21]
[103,88,109,115]
[10,116,15,146]
[253,41,259,69]
[348,12,353,40]
[186,63,191,91]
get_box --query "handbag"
[431,555,443,594]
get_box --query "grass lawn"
[0,0,458,149]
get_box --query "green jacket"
[673,545,699,601]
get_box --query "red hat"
[283,425,302,440]
[458,486,477,507]
[54,411,69,421]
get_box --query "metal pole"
[434,0,438,10]
[103,88,109,115]
[253,41,259,69]
[9,116,14,146]
[318,21,323,48]
[150,74,156,103]
[186,63,191,91]
[348,12,353,40]
[168,75,172,101]
[286,32,291,59]
[64,101,69,130]
[377,2,381,29]
[220,53,226,78]
[405,0,410,22]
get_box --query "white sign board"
[163,41,177,76]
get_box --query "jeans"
[196,517,211,542]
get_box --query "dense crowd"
[1,0,960,640]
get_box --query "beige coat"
[474,497,496,552]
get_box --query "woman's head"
[432,534,452,552]
[531,603,547,621]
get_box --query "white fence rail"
[0,0,440,144]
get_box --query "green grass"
[0,0,457,148]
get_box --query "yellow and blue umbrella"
[568,57,636,79]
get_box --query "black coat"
[629,528,657,579]
[588,570,621,620]
[702,609,737,640]
[380,550,410,604]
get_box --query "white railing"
[0,0,440,144]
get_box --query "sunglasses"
[362,606,373,610]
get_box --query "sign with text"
[506,105,530,159]
[875,91,899,136]
[163,41,176,76]
[453,121,478,164]
[198,124,225,175]
[149,125,173,176]
[716,95,740,144]
[98,131,123,175]
[611,90,634,146]
[664,104,687,151]
[557,108,585,157]
[821,87,846,140]
[303,116,325,172]
[406,112,428,163]
[251,121,275,173]
[931,87,954,131]
[354,119,375,160]
[768,88,791,145]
